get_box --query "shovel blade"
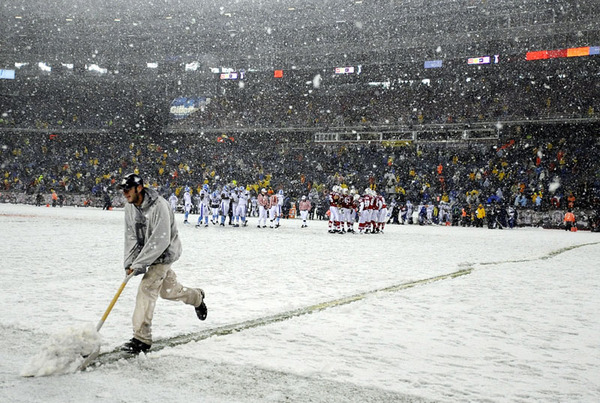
[78,347,101,371]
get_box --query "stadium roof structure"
[1,0,599,73]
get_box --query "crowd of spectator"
[1,121,599,231]
[1,59,598,132]
[174,65,599,131]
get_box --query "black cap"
[118,173,143,190]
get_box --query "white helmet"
[301,195,307,200]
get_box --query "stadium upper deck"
[1,1,599,135]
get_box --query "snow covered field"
[1,203,599,402]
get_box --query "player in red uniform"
[375,192,387,233]
[328,185,342,233]
[340,187,355,233]
[257,188,270,228]
[358,189,372,234]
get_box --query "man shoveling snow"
[21,172,208,376]
[118,173,207,354]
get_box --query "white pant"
[132,263,202,345]
[340,208,349,222]
[269,206,280,224]
[220,200,230,217]
[258,206,268,226]
[329,206,340,222]
[236,204,247,219]
[300,210,308,223]
[378,208,388,223]
[360,209,372,224]
[198,204,209,220]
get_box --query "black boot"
[121,338,151,354]
[195,289,208,321]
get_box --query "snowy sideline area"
[1,203,599,402]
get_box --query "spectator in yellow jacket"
[475,204,486,227]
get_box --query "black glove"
[133,266,147,276]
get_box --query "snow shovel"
[78,271,136,371]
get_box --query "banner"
[169,97,210,120]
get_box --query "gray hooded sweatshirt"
[123,187,182,272]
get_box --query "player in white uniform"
[210,191,221,224]
[404,200,413,224]
[183,186,192,224]
[235,188,249,227]
[168,193,178,213]
[229,187,239,225]
[250,195,258,217]
[438,201,451,225]
[426,204,434,224]
[269,190,280,228]
[195,184,210,228]
[276,189,285,227]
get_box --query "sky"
[1,203,599,402]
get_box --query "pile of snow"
[20,323,101,377]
